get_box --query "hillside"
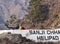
[23,0,60,29]
[0,0,60,29]
[0,0,29,30]
[0,0,29,21]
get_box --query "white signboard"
[12,29,60,42]
[0,29,60,42]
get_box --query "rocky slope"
[0,0,29,21]
[0,0,60,29]
[0,0,29,30]
[21,0,60,29]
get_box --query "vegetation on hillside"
[5,15,20,29]
[5,0,60,29]
[26,0,45,24]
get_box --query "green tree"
[26,0,44,24]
